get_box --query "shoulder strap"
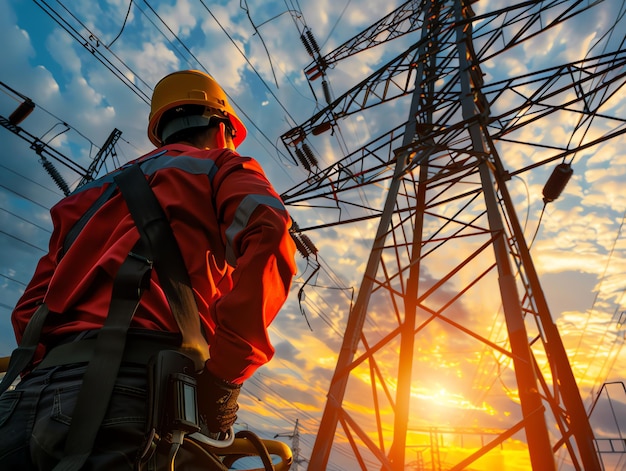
[114,163,210,371]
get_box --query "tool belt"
[35,329,182,370]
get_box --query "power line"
[33,0,152,104]
[0,183,52,212]
[107,0,133,47]
[0,299,21,310]
[0,162,63,201]
[0,207,52,234]
[239,0,279,88]
[1,81,98,156]
[0,228,47,254]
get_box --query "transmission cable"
[564,1,626,164]
[319,0,353,51]
[108,0,133,47]
[0,207,52,235]
[0,162,63,200]
[33,0,151,104]
[239,0,279,87]
[574,207,626,368]
[56,0,152,92]
[1,81,98,155]
[0,228,47,254]
[0,183,52,212]
[1,297,23,308]
[244,374,361,467]
[137,1,203,70]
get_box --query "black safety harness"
[0,162,210,470]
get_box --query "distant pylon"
[275,419,304,470]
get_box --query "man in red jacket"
[0,70,297,470]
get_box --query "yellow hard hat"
[148,70,247,148]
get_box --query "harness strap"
[53,240,153,471]
[0,303,49,394]
[114,164,210,371]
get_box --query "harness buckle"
[128,251,154,268]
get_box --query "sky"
[1,0,626,469]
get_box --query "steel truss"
[279,0,625,469]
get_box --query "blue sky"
[2,0,626,469]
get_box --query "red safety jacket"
[11,143,297,384]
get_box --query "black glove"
[196,370,241,434]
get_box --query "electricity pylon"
[280,0,626,469]
[275,419,306,471]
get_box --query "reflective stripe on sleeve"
[225,194,287,266]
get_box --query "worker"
[0,69,297,470]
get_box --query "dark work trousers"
[0,363,212,470]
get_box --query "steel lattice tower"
[281,0,626,469]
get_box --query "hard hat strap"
[161,115,211,143]
[161,108,233,144]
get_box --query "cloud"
[156,0,198,38]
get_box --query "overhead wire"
[1,81,98,156]
[283,0,308,34]
[277,0,390,334]
[234,1,397,456]
[0,183,53,213]
[229,1,380,340]
[318,0,353,51]
[136,0,203,70]
[32,0,151,104]
[552,1,626,400]
[243,375,365,467]
[24,0,344,309]
[0,169,53,257]
[239,0,279,87]
[31,0,300,178]
[575,207,626,390]
[0,207,52,235]
[108,0,133,47]
[55,0,153,95]
[489,0,626,401]
[0,298,22,309]
[0,162,63,201]
[470,1,626,451]
[0,228,47,254]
